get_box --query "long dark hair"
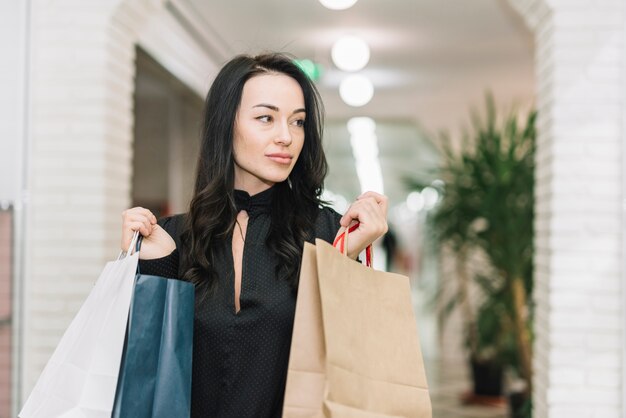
[180,53,328,295]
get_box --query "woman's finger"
[341,197,380,223]
[128,210,155,228]
[341,199,384,232]
[120,207,159,251]
[358,191,388,216]
[123,207,156,223]
[124,216,151,236]
[121,221,151,249]
[359,197,388,231]
[358,202,387,235]
[340,204,360,227]
[139,208,157,224]
[126,220,153,237]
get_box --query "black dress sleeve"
[137,214,185,279]
[313,205,363,263]
[313,206,342,244]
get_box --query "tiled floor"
[427,357,508,418]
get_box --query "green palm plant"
[412,94,536,402]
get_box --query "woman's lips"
[266,154,292,165]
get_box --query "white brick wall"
[19,1,215,411]
[22,0,166,401]
[507,0,625,416]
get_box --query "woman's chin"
[259,170,291,184]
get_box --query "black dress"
[138,186,342,418]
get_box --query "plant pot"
[470,357,504,397]
[508,391,530,418]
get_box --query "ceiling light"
[350,132,378,161]
[331,35,370,72]
[422,187,440,210]
[339,74,374,107]
[355,160,384,194]
[319,0,359,10]
[406,192,424,212]
[347,117,376,135]
[347,117,384,194]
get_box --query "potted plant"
[411,94,536,415]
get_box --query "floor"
[427,357,508,418]
[409,239,508,418]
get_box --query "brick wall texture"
[508,0,625,416]
[22,0,165,399]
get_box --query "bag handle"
[117,231,141,260]
[332,222,373,268]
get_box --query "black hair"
[180,53,327,295]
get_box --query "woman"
[120,53,388,417]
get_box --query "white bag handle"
[117,231,140,260]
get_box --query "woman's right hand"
[121,207,176,260]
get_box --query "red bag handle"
[332,222,373,268]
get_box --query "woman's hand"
[335,191,389,260]
[121,207,176,260]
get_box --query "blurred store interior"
[8,0,626,415]
[129,1,534,417]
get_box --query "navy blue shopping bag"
[112,247,194,418]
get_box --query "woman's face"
[232,73,306,195]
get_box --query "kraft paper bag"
[19,234,141,418]
[111,273,194,418]
[283,239,432,418]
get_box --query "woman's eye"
[257,115,272,123]
[292,119,305,127]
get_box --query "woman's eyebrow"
[253,103,306,115]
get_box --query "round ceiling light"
[319,0,359,10]
[406,191,425,212]
[422,187,440,210]
[339,74,374,107]
[347,117,376,135]
[331,35,370,72]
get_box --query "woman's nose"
[274,120,292,146]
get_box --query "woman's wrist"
[347,246,363,260]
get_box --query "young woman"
[120,53,388,417]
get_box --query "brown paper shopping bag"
[283,233,432,418]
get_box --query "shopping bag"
[283,227,432,417]
[19,233,142,418]
[111,271,194,418]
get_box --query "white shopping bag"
[19,233,141,418]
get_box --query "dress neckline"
[233,185,275,215]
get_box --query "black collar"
[233,186,275,215]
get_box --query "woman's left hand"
[335,191,389,260]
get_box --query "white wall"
[508,0,626,416]
[0,1,28,203]
[19,0,215,411]
[0,3,30,415]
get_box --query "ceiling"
[175,0,535,206]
